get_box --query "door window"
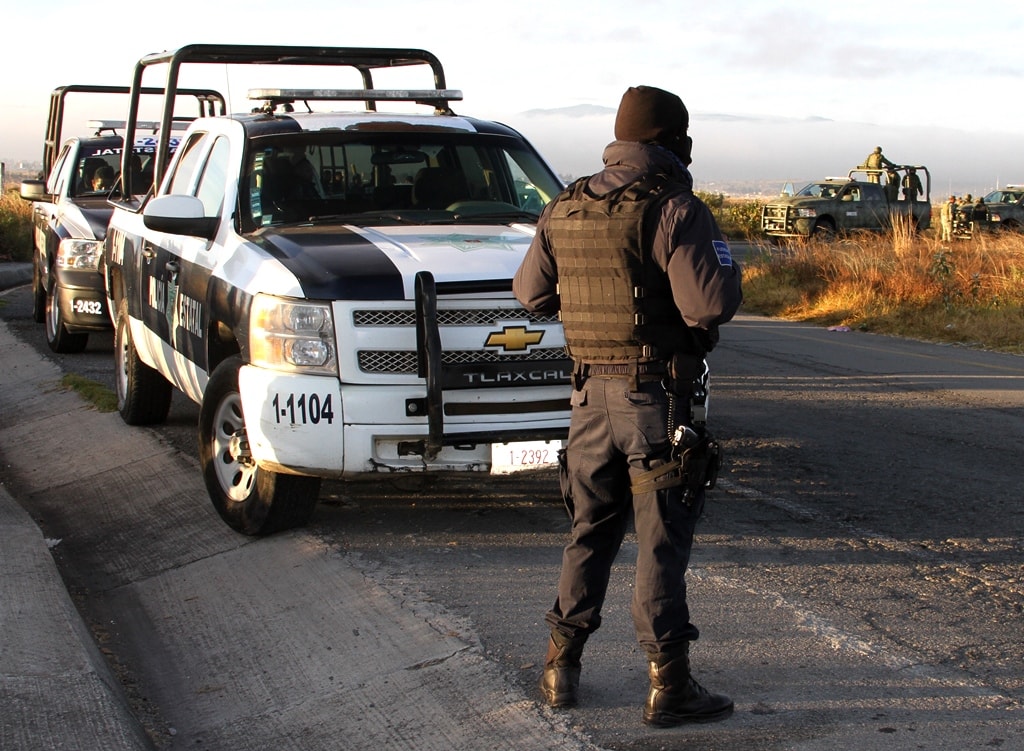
[195,137,230,217]
[167,133,208,196]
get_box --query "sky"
[3,0,1023,197]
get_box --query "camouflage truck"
[761,165,931,239]
[958,185,1024,237]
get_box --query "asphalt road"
[3,273,1024,750]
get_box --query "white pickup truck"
[102,45,571,534]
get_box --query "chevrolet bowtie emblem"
[485,326,544,352]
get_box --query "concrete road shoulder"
[0,291,152,750]
[0,483,153,750]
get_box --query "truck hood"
[252,223,536,300]
[767,195,822,207]
[58,202,114,241]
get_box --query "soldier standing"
[972,197,988,232]
[902,168,923,202]
[940,195,956,241]
[884,169,900,202]
[863,146,895,183]
[514,85,743,727]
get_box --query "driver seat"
[412,167,469,209]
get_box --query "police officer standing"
[513,85,743,727]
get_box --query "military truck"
[761,165,931,239]
[964,186,1024,235]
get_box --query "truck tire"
[45,283,88,353]
[199,356,321,536]
[114,299,172,425]
[812,218,836,238]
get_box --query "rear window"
[72,134,183,197]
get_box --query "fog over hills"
[5,103,1018,202]
[501,105,1024,199]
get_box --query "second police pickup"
[19,84,220,352]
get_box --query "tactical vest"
[545,175,694,364]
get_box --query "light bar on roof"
[88,119,193,134]
[89,120,149,132]
[247,88,463,102]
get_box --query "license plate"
[490,439,563,475]
[71,298,104,316]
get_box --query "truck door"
[836,184,868,230]
[140,132,228,391]
[37,144,76,290]
[860,183,890,229]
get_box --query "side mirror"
[143,194,219,240]
[19,179,48,202]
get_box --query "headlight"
[56,239,103,270]
[249,294,337,375]
[796,208,817,218]
[990,213,1002,222]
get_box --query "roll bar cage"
[42,84,224,178]
[851,164,932,202]
[119,45,458,198]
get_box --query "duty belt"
[578,361,667,376]
[574,360,667,388]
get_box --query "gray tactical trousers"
[545,376,705,655]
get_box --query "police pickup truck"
[102,45,571,535]
[19,84,222,352]
[761,165,932,239]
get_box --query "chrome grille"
[353,308,560,326]
[358,346,567,374]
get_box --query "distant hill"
[521,104,615,118]
[501,105,1021,199]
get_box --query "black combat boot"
[540,631,587,708]
[643,642,733,727]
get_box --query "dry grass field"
[741,224,1024,354]
[0,187,33,262]
[3,185,1021,353]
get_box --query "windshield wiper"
[314,211,421,225]
[449,210,539,223]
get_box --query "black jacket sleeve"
[512,203,561,315]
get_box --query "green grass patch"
[60,373,118,412]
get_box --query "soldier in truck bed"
[902,168,923,202]
[884,169,900,202]
[862,146,895,183]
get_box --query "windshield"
[239,132,563,231]
[983,190,1024,204]
[796,183,842,199]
